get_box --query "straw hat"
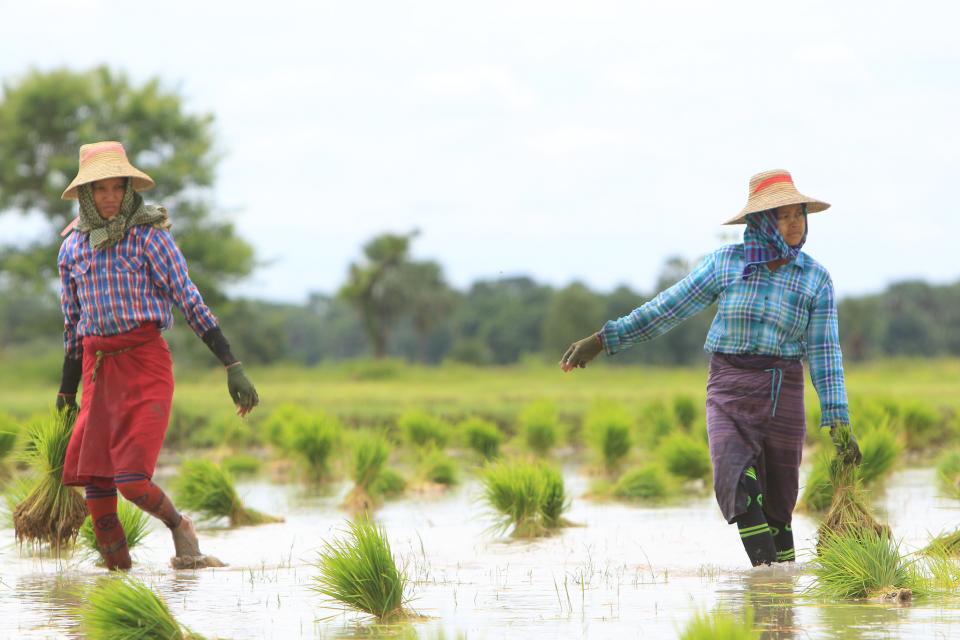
[723,169,830,225]
[61,141,155,200]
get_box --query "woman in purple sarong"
[560,169,861,567]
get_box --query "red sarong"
[62,324,174,487]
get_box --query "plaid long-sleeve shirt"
[58,225,219,360]
[601,244,850,427]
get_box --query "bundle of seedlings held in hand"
[173,459,281,527]
[78,574,207,640]
[817,425,889,547]
[12,410,87,550]
[311,517,413,622]
[481,459,572,538]
[78,497,151,564]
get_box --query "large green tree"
[0,66,252,299]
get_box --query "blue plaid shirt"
[601,244,849,427]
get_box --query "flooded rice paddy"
[3,466,959,639]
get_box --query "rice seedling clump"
[312,518,411,621]
[399,411,450,449]
[173,459,281,527]
[584,403,633,473]
[12,410,87,549]
[481,460,570,537]
[936,449,960,499]
[518,401,560,456]
[343,431,390,512]
[857,419,902,485]
[78,497,151,563]
[659,432,711,481]
[613,464,671,500]
[811,530,919,601]
[462,417,502,460]
[370,468,406,498]
[672,395,699,431]
[79,574,205,639]
[286,411,341,483]
[799,445,834,512]
[0,412,18,467]
[222,454,262,478]
[679,608,759,640]
[817,426,889,543]
[419,448,458,486]
[262,403,311,449]
[637,400,674,447]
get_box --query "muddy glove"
[829,423,862,465]
[560,333,604,372]
[56,393,78,413]
[226,363,259,417]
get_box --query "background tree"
[0,66,252,296]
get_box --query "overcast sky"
[2,1,958,303]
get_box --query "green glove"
[226,363,259,416]
[560,333,604,371]
[56,393,78,413]
[828,423,862,465]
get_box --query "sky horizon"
[2,1,958,305]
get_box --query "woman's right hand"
[560,334,604,372]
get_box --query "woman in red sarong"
[55,141,260,570]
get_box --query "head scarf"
[741,204,807,280]
[77,180,170,249]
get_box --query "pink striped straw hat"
[723,169,830,225]
[61,141,155,200]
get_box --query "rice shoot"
[481,460,571,538]
[79,574,205,639]
[12,410,87,550]
[343,431,390,512]
[311,517,412,621]
[173,459,281,527]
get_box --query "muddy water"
[2,467,959,639]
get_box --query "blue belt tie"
[764,367,784,417]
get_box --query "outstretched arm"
[600,251,721,355]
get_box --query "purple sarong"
[706,353,805,524]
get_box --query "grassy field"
[2,356,958,436]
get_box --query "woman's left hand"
[560,333,603,372]
[226,363,259,417]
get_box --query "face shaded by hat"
[61,141,154,201]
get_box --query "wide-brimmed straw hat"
[723,169,830,225]
[61,141,155,200]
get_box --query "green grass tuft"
[481,460,570,537]
[399,411,450,449]
[613,464,671,500]
[12,410,87,549]
[518,400,560,456]
[78,574,204,639]
[679,608,759,640]
[419,448,458,486]
[461,417,502,460]
[584,403,633,473]
[311,518,411,621]
[286,411,341,483]
[659,432,711,481]
[173,459,281,527]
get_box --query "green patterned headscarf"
[77,180,170,249]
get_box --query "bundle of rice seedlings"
[286,411,341,483]
[659,432,712,481]
[679,608,758,640]
[79,574,205,639]
[0,413,18,469]
[518,401,560,456]
[173,459,281,527]
[810,530,919,601]
[923,529,960,557]
[857,419,902,486]
[900,401,945,451]
[343,432,390,512]
[461,417,502,460]
[370,468,406,498]
[920,546,960,590]
[799,446,834,512]
[481,460,570,538]
[262,403,311,449]
[584,403,633,474]
[613,464,671,501]
[637,400,674,447]
[672,395,699,431]
[311,518,412,622]
[817,426,889,543]
[418,448,458,486]
[221,454,262,478]
[399,411,450,449]
[12,410,87,549]
[78,497,151,563]
[936,449,960,499]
